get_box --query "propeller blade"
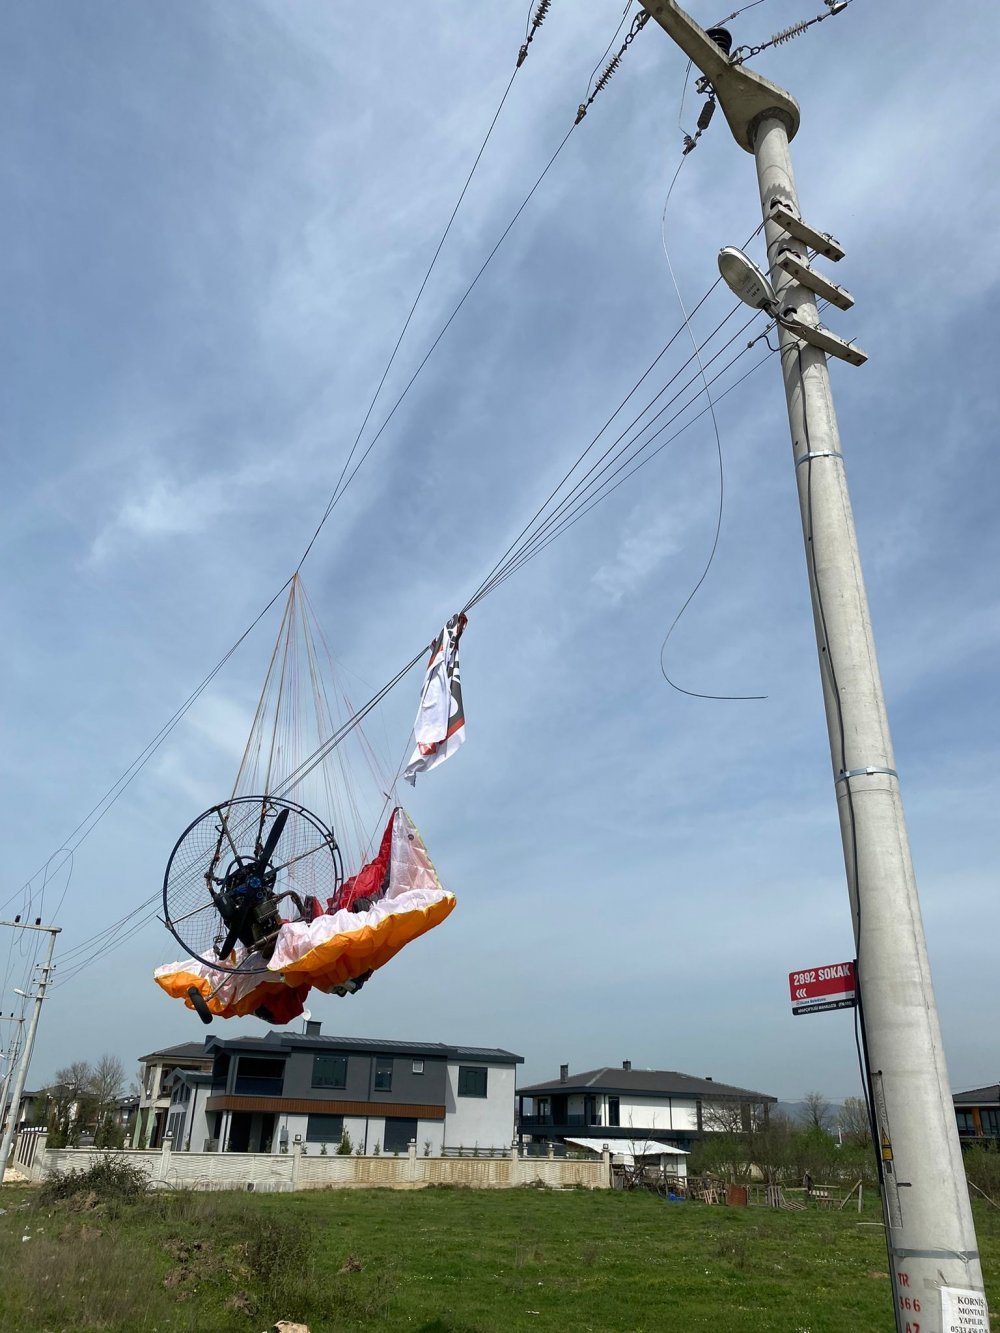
[217,898,255,960]
[260,806,290,864]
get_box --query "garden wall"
[16,1132,609,1193]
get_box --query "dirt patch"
[162,1235,229,1303]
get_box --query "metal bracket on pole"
[835,766,899,784]
[776,249,854,310]
[768,200,846,261]
[778,310,867,366]
[795,450,843,466]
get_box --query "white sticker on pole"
[941,1285,990,1332]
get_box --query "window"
[374,1057,393,1091]
[306,1113,344,1144]
[234,1057,285,1096]
[312,1055,348,1089]
[412,1059,424,1075]
[982,1109,1000,1137]
[458,1066,487,1098]
[383,1117,417,1153]
[956,1111,975,1134]
[608,1096,621,1127]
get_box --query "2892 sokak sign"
[788,960,856,1016]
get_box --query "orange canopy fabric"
[154,808,453,1022]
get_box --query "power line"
[9,9,566,927]
[466,250,770,612]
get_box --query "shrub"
[39,1154,150,1205]
[965,1143,1000,1200]
[337,1128,353,1155]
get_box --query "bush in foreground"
[39,1153,150,1205]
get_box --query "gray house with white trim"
[163,1023,522,1155]
[518,1061,776,1151]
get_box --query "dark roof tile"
[517,1066,775,1101]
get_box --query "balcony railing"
[520,1114,603,1132]
[232,1076,285,1096]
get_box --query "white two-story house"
[517,1061,776,1152]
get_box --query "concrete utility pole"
[0,1013,26,1129]
[643,5,987,1331]
[0,922,59,1181]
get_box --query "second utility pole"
[0,922,59,1182]
[644,5,987,1332]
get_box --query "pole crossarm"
[642,0,799,151]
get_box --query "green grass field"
[1,1182,997,1332]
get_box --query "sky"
[1,0,997,1105]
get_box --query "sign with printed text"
[788,960,856,1016]
[940,1285,990,1332]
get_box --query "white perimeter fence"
[12,1131,610,1194]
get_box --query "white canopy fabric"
[564,1136,690,1162]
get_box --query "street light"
[718,244,866,365]
[717,246,777,311]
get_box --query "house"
[954,1085,1000,1144]
[518,1061,777,1151]
[165,1070,213,1152]
[135,1041,213,1147]
[164,1022,523,1155]
[3,1087,43,1134]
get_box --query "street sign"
[788,960,856,1016]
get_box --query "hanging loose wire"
[478,332,777,604]
[464,211,771,613]
[658,156,766,700]
[466,300,762,610]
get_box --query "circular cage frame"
[162,794,344,975]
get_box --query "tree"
[48,1060,96,1147]
[838,1095,872,1148]
[91,1054,126,1147]
[702,1098,771,1134]
[797,1091,835,1134]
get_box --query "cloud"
[88,456,283,563]
[591,503,685,604]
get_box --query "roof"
[954,1085,1000,1106]
[565,1136,689,1158]
[518,1066,775,1101]
[204,1032,523,1064]
[171,1069,213,1087]
[138,1041,212,1064]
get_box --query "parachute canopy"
[155,806,454,1021]
[154,574,465,1025]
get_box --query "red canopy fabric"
[329,808,396,913]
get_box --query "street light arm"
[642,0,800,151]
